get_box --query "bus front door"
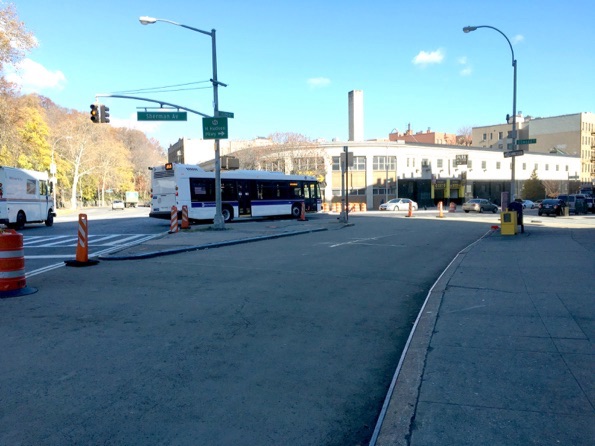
[237,180,252,216]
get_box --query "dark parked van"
[557,194,588,215]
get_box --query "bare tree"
[457,126,473,146]
[542,180,562,198]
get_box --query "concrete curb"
[370,229,496,446]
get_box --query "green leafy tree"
[521,169,546,200]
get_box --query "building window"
[373,156,396,171]
[522,163,526,170]
[498,131,503,139]
[293,157,323,173]
[481,161,487,170]
[468,160,473,169]
[482,133,487,140]
[353,156,366,171]
[496,162,501,169]
[421,158,429,167]
[498,144,503,150]
[437,159,443,168]
[534,163,538,170]
[566,165,569,171]
[556,165,559,171]
[545,164,549,171]
[332,156,340,171]
[407,158,410,167]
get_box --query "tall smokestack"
[348,90,364,141]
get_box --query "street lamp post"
[463,25,518,201]
[140,16,225,229]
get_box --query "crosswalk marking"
[23,234,158,248]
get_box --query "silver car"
[462,199,498,213]
[379,198,418,211]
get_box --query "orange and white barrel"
[0,230,26,292]
[0,229,36,296]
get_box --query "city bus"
[149,163,322,222]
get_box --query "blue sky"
[6,0,595,148]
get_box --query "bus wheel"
[222,206,233,223]
[45,211,54,227]
[291,204,301,218]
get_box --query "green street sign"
[202,117,228,139]
[218,111,234,119]
[137,111,187,121]
[517,138,536,145]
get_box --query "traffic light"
[90,104,100,123]
[100,105,110,123]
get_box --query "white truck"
[124,191,139,208]
[0,166,55,229]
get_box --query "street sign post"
[137,111,187,121]
[202,117,229,139]
[504,149,524,158]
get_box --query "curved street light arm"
[95,94,212,118]
[463,25,515,66]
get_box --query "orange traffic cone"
[437,201,445,218]
[298,202,307,221]
[181,205,190,229]
[65,214,99,267]
[406,201,414,217]
[169,206,179,233]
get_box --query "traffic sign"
[218,111,234,119]
[517,138,536,145]
[504,149,524,158]
[137,111,187,121]
[202,117,228,139]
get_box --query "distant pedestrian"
[508,199,524,233]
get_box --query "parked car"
[538,199,565,216]
[584,197,594,213]
[112,200,125,210]
[462,199,498,213]
[534,199,544,207]
[522,199,536,209]
[379,198,418,211]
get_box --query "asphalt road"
[20,207,168,275]
[0,215,514,445]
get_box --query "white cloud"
[307,77,331,88]
[512,34,524,44]
[412,49,445,66]
[458,56,471,76]
[5,58,66,92]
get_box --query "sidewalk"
[372,225,595,446]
